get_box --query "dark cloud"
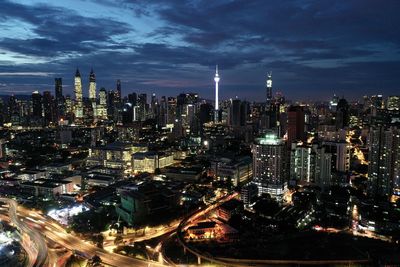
[0,0,400,100]
[0,0,132,57]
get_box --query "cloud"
[0,0,400,100]
[0,72,54,76]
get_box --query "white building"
[252,133,287,200]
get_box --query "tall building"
[252,133,287,200]
[290,142,332,188]
[89,68,96,100]
[128,92,137,106]
[97,88,108,120]
[287,105,305,145]
[229,99,241,127]
[323,141,350,173]
[266,72,272,108]
[42,91,54,125]
[115,79,122,103]
[335,98,349,129]
[167,97,177,125]
[137,93,147,121]
[214,65,220,122]
[55,78,63,101]
[31,91,42,118]
[54,78,64,120]
[74,68,83,120]
[387,96,400,111]
[368,127,400,198]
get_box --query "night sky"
[0,0,400,101]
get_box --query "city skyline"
[0,0,400,100]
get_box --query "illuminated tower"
[74,68,83,119]
[89,68,96,100]
[214,65,220,122]
[266,72,272,109]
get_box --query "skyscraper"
[115,79,122,103]
[290,142,332,187]
[387,96,400,111]
[368,126,400,198]
[252,133,287,200]
[42,91,53,125]
[287,105,305,145]
[336,98,349,129]
[54,78,64,120]
[89,68,96,100]
[97,88,108,120]
[31,91,42,118]
[266,72,272,108]
[55,78,63,102]
[214,65,220,122]
[74,68,83,120]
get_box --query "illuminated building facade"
[97,88,108,120]
[266,72,272,108]
[368,127,400,197]
[290,143,332,187]
[252,133,287,200]
[74,68,83,120]
[89,68,96,100]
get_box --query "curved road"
[16,204,168,267]
[0,197,48,267]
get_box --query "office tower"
[122,103,133,124]
[167,97,177,125]
[252,133,287,200]
[287,105,305,145]
[240,101,250,126]
[214,65,220,122]
[290,143,332,187]
[229,99,241,127]
[97,88,108,120]
[89,68,96,100]
[336,98,349,129]
[137,93,147,121]
[65,95,72,112]
[54,78,64,119]
[6,95,17,124]
[55,78,63,101]
[329,94,339,111]
[371,95,384,109]
[107,90,116,121]
[115,79,122,103]
[199,103,213,127]
[31,91,42,118]
[128,92,137,106]
[387,96,400,111]
[42,91,53,125]
[266,72,272,108]
[368,127,400,197]
[74,68,83,120]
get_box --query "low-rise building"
[212,156,252,186]
[87,142,135,175]
[115,182,177,225]
[132,152,174,173]
[20,178,74,198]
[164,166,203,181]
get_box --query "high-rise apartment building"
[252,133,287,200]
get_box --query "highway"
[0,197,48,267]
[15,204,168,267]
